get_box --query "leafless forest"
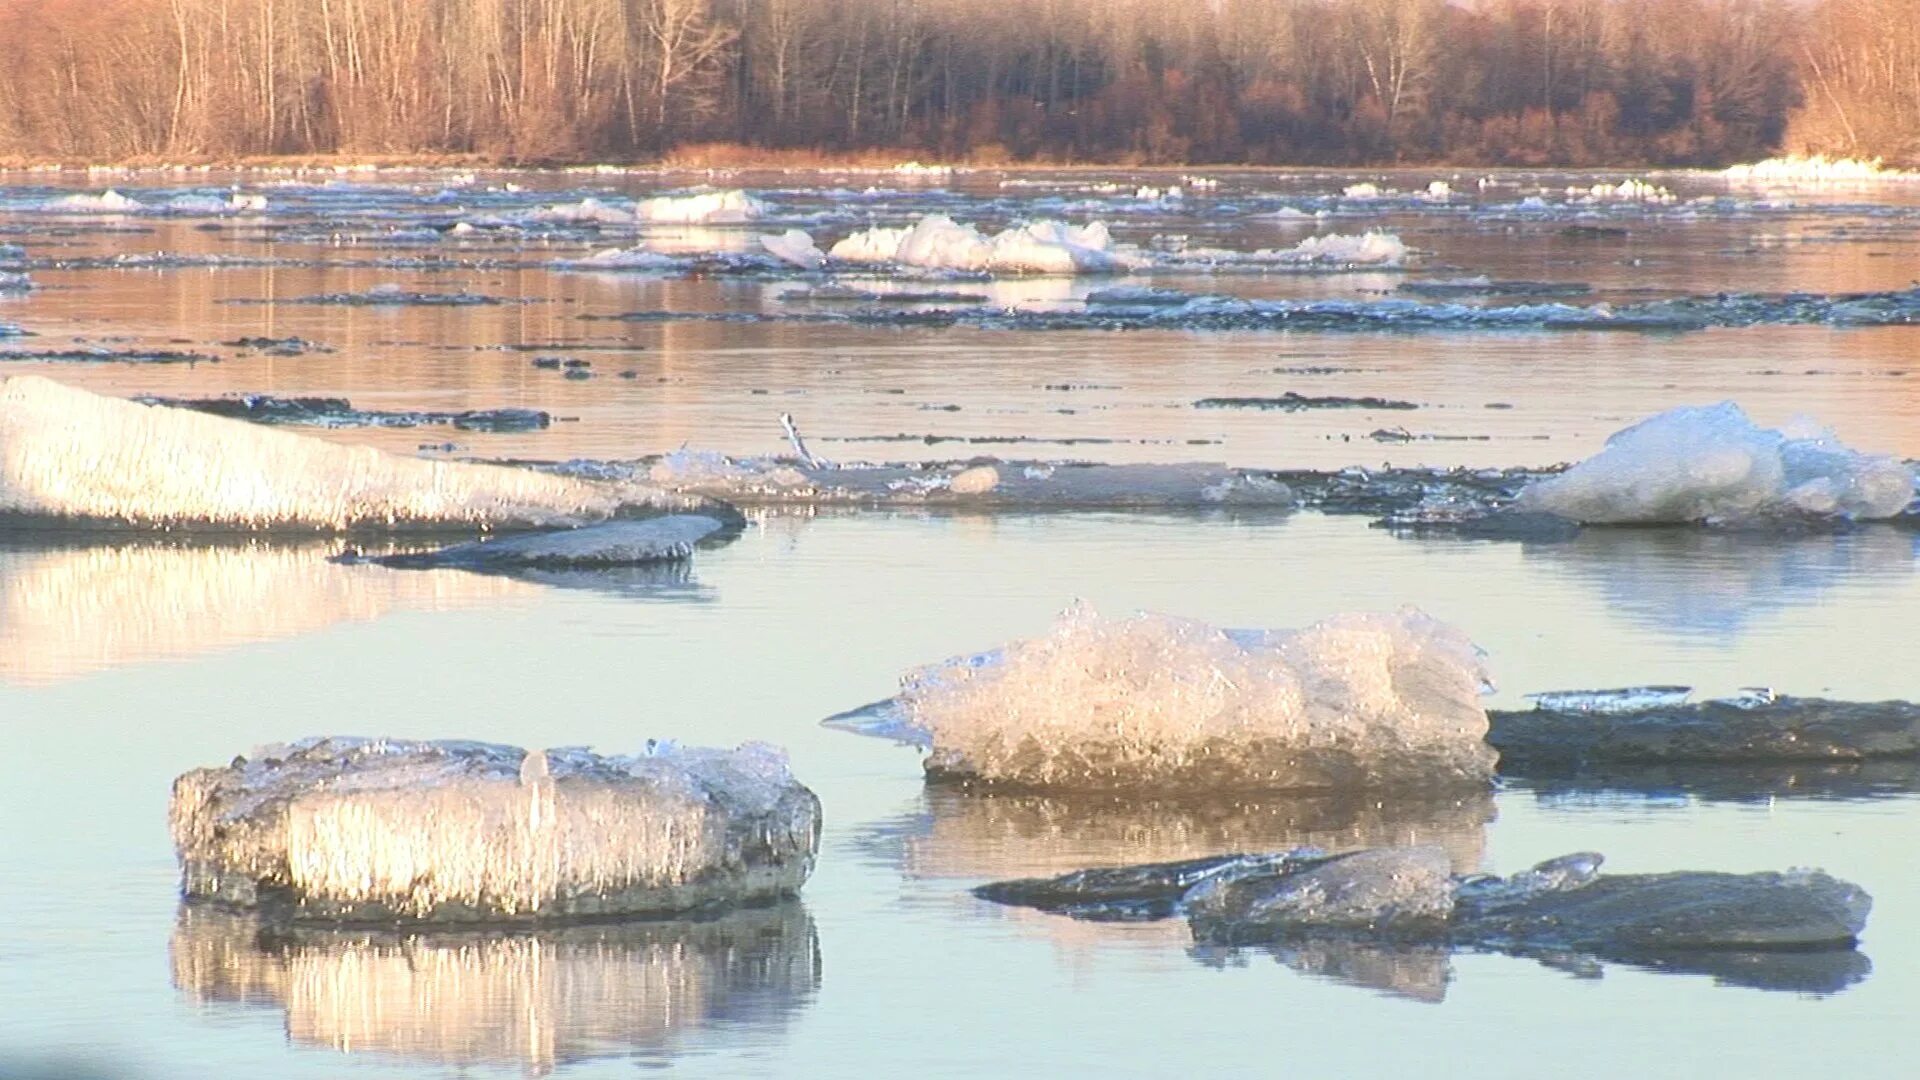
[0,0,1913,166]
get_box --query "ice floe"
[137,394,551,432]
[843,604,1496,792]
[38,189,144,213]
[628,452,1292,509]
[977,845,1871,994]
[1160,231,1409,269]
[761,228,826,269]
[1517,403,1916,524]
[0,375,703,530]
[1723,156,1920,185]
[170,737,821,922]
[635,189,768,224]
[827,214,1145,274]
[344,515,729,571]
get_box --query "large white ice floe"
[635,189,767,224]
[1517,402,1915,524]
[0,375,695,530]
[849,604,1496,792]
[170,737,821,922]
[828,214,1145,274]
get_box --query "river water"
[1,166,1917,1079]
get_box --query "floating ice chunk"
[1285,231,1409,266]
[1424,180,1453,201]
[1166,231,1409,269]
[40,189,143,213]
[892,604,1495,792]
[891,161,953,178]
[1570,178,1674,203]
[635,189,767,224]
[637,455,1290,509]
[1525,686,1693,713]
[761,228,825,269]
[567,246,682,271]
[526,197,634,225]
[0,375,695,530]
[347,515,728,570]
[1517,403,1915,524]
[0,271,28,293]
[170,737,821,922]
[161,192,269,215]
[829,214,1142,274]
[1488,691,1920,766]
[1184,846,1458,939]
[983,846,1872,953]
[1343,182,1384,199]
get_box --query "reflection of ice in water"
[1524,526,1918,637]
[0,541,538,686]
[855,786,1488,982]
[1189,937,1452,1004]
[170,903,819,1073]
[859,786,1494,883]
[640,226,765,256]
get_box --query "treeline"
[0,0,1914,167]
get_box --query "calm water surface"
[2,167,1917,1078]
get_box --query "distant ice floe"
[635,189,768,224]
[761,228,826,269]
[1723,155,1920,185]
[525,196,637,226]
[1517,402,1916,524]
[0,375,697,531]
[1162,230,1409,269]
[38,189,145,213]
[1567,178,1675,204]
[634,451,1292,509]
[829,214,1146,274]
[0,270,29,293]
[838,604,1496,793]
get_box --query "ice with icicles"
[0,375,698,531]
[170,738,821,922]
[635,189,767,224]
[1517,402,1916,525]
[827,214,1144,274]
[889,604,1496,793]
